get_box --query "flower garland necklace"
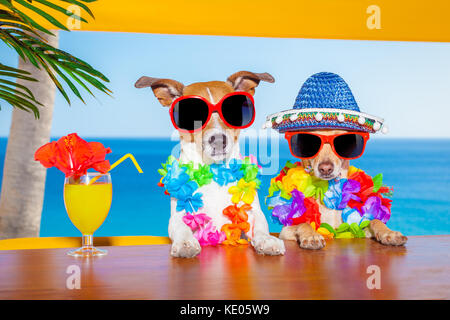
[266,161,394,239]
[158,155,262,246]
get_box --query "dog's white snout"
[208,133,228,150]
[202,128,233,161]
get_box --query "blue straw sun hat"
[264,72,387,134]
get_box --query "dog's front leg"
[168,198,201,258]
[250,194,286,255]
[369,219,407,246]
[281,223,325,250]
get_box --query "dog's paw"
[171,238,201,258]
[251,234,286,256]
[298,233,325,250]
[375,230,407,246]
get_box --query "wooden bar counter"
[0,236,448,300]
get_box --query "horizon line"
[1,135,450,140]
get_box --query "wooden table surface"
[0,236,449,300]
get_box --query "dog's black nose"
[208,134,227,150]
[319,162,334,176]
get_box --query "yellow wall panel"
[5,0,450,41]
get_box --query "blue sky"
[1,32,450,138]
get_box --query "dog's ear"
[227,71,275,95]
[135,76,184,107]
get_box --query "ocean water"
[0,138,449,237]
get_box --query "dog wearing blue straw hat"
[264,72,407,250]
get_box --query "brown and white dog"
[135,71,286,258]
[279,129,408,250]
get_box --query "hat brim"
[265,108,385,134]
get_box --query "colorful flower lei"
[158,156,262,246]
[266,162,393,239]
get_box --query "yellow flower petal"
[317,227,330,235]
[317,227,334,239]
[283,166,312,193]
[237,178,246,188]
[348,166,362,176]
[242,190,255,204]
[231,192,242,204]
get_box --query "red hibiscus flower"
[348,171,373,191]
[347,171,392,213]
[274,170,286,182]
[291,197,321,229]
[35,133,111,179]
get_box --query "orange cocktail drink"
[64,173,112,257]
[64,182,112,235]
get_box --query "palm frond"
[1,28,112,102]
[0,63,41,117]
[0,0,112,118]
[1,0,94,34]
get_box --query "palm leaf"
[60,66,94,97]
[58,0,94,18]
[46,58,85,102]
[0,62,34,74]
[14,0,71,31]
[2,0,96,34]
[0,0,112,118]
[0,63,41,117]
[0,77,36,98]
[31,0,88,23]
[0,70,38,81]
[0,12,42,36]
[1,0,55,35]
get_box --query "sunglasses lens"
[172,98,209,131]
[334,134,365,158]
[221,95,254,127]
[290,133,322,158]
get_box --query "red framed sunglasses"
[285,131,370,160]
[169,91,255,133]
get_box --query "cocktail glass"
[63,172,112,257]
